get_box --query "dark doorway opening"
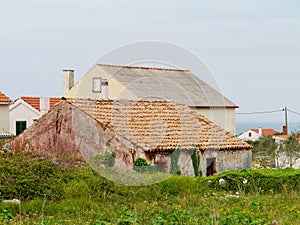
[206,157,216,176]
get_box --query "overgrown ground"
[0,153,300,224]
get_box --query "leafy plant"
[0,208,14,223]
[132,158,162,173]
[278,135,300,167]
[170,150,181,175]
[191,150,200,176]
[91,152,115,167]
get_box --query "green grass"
[0,153,300,224]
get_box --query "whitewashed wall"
[9,100,40,135]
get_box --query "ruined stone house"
[12,98,252,176]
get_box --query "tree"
[278,135,300,167]
[249,136,278,167]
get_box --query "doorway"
[206,157,216,176]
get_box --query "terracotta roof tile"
[68,99,251,152]
[0,92,12,103]
[251,128,278,137]
[21,97,61,112]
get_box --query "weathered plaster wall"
[276,152,300,169]
[217,149,252,172]
[199,149,252,176]
[178,150,194,176]
[194,108,236,135]
[12,101,142,167]
[0,104,10,132]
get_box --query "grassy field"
[0,153,300,224]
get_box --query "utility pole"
[284,107,288,135]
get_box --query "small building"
[62,64,239,134]
[0,91,12,136]
[9,96,61,135]
[12,98,252,177]
[238,128,278,141]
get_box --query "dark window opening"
[206,157,216,176]
[249,132,252,137]
[16,121,27,135]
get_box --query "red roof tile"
[0,92,12,103]
[50,98,61,109]
[21,97,61,112]
[251,128,278,137]
[68,99,252,151]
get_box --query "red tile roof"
[68,98,252,151]
[21,97,61,112]
[251,128,278,137]
[0,92,12,103]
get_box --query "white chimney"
[62,69,74,97]
[101,79,108,99]
[40,97,50,115]
[258,127,263,136]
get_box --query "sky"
[0,0,300,123]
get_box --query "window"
[93,77,102,93]
[248,132,252,137]
[16,121,27,135]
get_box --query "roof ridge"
[0,91,12,103]
[20,96,61,99]
[97,63,190,72]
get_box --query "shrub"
[132,158,162,173]
[91,152,115,167]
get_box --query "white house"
[9,96,61,136]
[62,64,239,134]
[238,128,278,141]
[0,91,12,138]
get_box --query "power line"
[236,109,283,115]
[288,109,300,116]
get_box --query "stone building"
[12,98,252,176]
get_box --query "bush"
[132,158,163,173]
[91,152,115,167]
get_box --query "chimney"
[258,127,263,136]
[101,79,108,99]
[40,97,50,115]
[62,69,74,97]
[283,125,287,135]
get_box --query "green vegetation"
[250,134,300,168]
[132,158,164,174]
[91,152,116,167]
[278,135,300,167]
[191,151,200,177]
[1,153,300,224]
[170,150,180,175]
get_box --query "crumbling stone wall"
[12,102,141,167]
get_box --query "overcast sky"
[0,0,300,123]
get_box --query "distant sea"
[236,122,300,136]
